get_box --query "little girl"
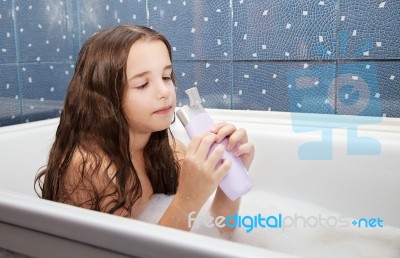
[35,25,254,234]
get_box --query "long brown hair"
[35,25,180,215]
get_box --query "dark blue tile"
[66,0,80,61]
[338,0,400,59]
[1,0,399,128]
[233,0,337,60]
[14,0,74,63]
[0,65,21,126]
[375,61,400,117]
[174,61,232,109]
[78,0,147,44]
[0,0,17,64]
[149,0,232,60]
[233,61,337,113]
[19,63,74,123]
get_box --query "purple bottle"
[176,87,252,201]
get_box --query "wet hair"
[35,25,180,216]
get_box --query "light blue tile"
[233,61,337,113]
[149,0,232,60]
[0,65,21,126]
[15,0,74,63]
[338,0,400,59]
[233,0,337,60]
[19,63,74,123]
[78,0,147,45]
[0,0,17,64]
[336,61,382,116]
[174,61,232,109]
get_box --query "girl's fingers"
[226,128,247,151]
[185,132,207,156]
[233,142,255,171]
[213,158,232,182]
[205,144,226,170]
[212,123,237,143]
[193,133,217,162]
[233,142,254,157]
[210,122,227,133]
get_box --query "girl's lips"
[154,106,172,115]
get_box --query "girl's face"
[124,39,176,134]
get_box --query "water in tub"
[138,191,400,258]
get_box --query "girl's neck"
[129,130,151,155]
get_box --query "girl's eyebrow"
[128,64,173,81]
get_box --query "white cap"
[186,87,203,107]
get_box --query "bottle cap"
[186,87,202,107]
[176,87,205,127]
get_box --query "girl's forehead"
[126,39,171,77]
[128,39,169,62]
[130,38,167,52]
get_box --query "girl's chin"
[154,119,174,131]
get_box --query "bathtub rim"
[0,189,296,258]
[0,108,399,134]
[206,109,400,133]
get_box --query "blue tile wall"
[14,0,74,63]
[232,0,337,60]
[78,0,147,44]
[338,0,400,59]
[19,63,75,123]
[0,0,399,127]
[0,64,21,126]
[149,0,232,60]
[174,60,232,109]
[0,0,17,64]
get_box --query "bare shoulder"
[61,146,130,216]
[66,146,117,181]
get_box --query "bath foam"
[233,190,400,258]
[137,191,400,258]
[136,194,174,224]
[137,193,222,238]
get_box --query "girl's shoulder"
[67,145,117,180]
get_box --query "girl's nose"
[157,80,171,99]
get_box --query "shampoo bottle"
[176,87,252,201]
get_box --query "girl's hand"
[210,122,255,171]
[176,132,232,209]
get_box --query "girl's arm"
[158,133,231,231]
[209,122,255,236]
[160,124,254,233]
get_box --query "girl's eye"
[135,82,148,90]
[136,82,148,89]
[163,76,172,81]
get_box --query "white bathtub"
[0,109,399,258]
